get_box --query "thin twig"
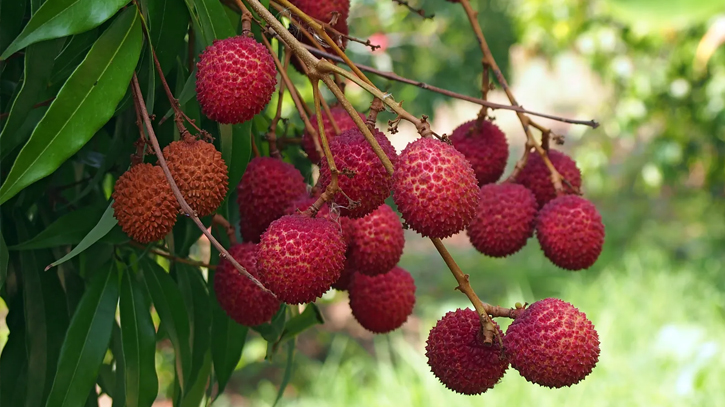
[130,242,217,269]
[392,0,434,19]
[0,97,55,120]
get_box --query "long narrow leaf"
[47,203,119,269]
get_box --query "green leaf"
[110,323,126,407]
[180,351,212,407]
[278,303,324,344]
[0,38,64,158]
[0,304,28,407]
[11,206,106,250]
[44,264,119,407]
[0,230,7,290]
[192,0,236,46]
[251,305,287,343]
[220,122,252,204]
[50,29,99,85]
[0,7,143,205]
[47,203,119,269]
[119,267,159,407]
[161,69,196,121]
[273,341,295,407]
[0,0,26,55]
[0,0,129,59]
[176,264,211,390]
[141,258,192,391]
[141,0,190,74]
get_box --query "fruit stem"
[130,73,275,296]
[212,214,238,245]
[231,0,253,37]
[392,0,435,19]
[129,242,217,270]
[266,50,291,160]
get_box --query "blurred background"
[5,0,725,405]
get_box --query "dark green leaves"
[45,265,119,407]
[11,206,106,250]
[220,122,252,205]
[278,304,324,344]
[119,268,158,407]
[47,203,120,269]
[0,231,7,290]
[0,0,128,59]
[0,7,143,204]
[190,0,236,46]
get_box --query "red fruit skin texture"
[348,204,404,275]
[515,150,582,208]
[393,137,479,239]
[289,0,350,70]
[303,106,365,163]
[331,259,355,291]
[425,309,509,395]
[348,266,415,333]
[318,128,398,218]
[257,215,346,304]
[214,243,281,326]
[112,163,179,244]
[285,196,355,244]
[503,298,600,388]
[237,157,307,243]
[450,120,509,186]
[535,195,605,271]
[196,36,277,124]
[467,183,537,258]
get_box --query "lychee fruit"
[330,260,355,291]
[515,149,582,208]
[425,308,509,395]
[347,204,404,275]
[237,157,307,243]
[450,119,509,186]
[303,106,365,163]
[196,36,277,124]
[348,266,415,333]
[393,137,479,239]
[214,243,280,326]
[467,183,537,257]
[535,195,605,270]
[112,163,179,244]
[163,135,229,216]
[257,215,346,304]
[289,0,350,70]
[503,298,600,388]
[318,128,398,218]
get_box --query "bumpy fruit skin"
[393,137,479,238]
[515,150,582,208]
[348,266,415,333]
[214,243,280,326]
[450,120,509,186]
[196,36,277,124]
[331,259,355,291]
[467,183,537,257]
[237,157,307,243]
[426,309,509,395]
[303,106,365,163]
[318,128,398,218]
[163,136,229,216]
[503,298,600,388]
[536,195,605,270]
[289,0,350,72]
[257,215,346,304]
[348,204,404,275]
[112,163,178,243]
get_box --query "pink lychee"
[348,266,415,333]
[450,119,509,186]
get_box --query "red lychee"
[425,308,509,395]
[285,195,355,244]
[214,243,280,326]
[257,215,346,304]
[163,135,229,216]
[318,128,398,218]
[302,106,365,163]
[330,259,355,291]
[515,150,581,208]
[348,266,415,333]
[466,183,537,257]
[392,137,479,238]
[196,36,277,124]
[503,298,600,388]
[347,204,404,275]
[112,163,179,244]
[450,119,509,186]
[535,195,604,270]
[237,157,307,243]
[289,0,350,70]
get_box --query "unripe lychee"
[163,135,229,216]
[426,309,509,395]
[112,163,178,244]
[535,195,605,270]
[196,36,277,124]
[467,183,537,257]
[318,128,398,218]
[515,150,581,208]
[237,157,307,243]
[450,120,509,186]
[303,106,365,163]
[347,204,404,275]
[393,137,479,238]
[348,266,415,333]
[257,215,346,304]
[503,298,600,388]
[214,243,280,326]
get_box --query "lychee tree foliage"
[0,0,607,405]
